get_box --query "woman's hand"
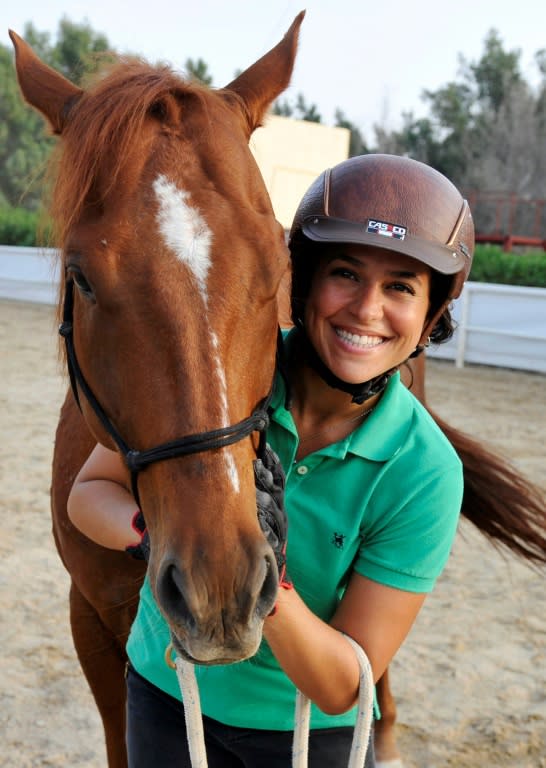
[264,574,425,716]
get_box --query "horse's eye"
[69,268,94,299]
[149,99,167,120]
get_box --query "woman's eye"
[331,267,357,281]
[390,282,415,295]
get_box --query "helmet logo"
[367,219,406,241]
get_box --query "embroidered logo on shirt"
[332,532,346,549]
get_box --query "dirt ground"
[1,298,544,767]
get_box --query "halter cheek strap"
[59,278,272,507]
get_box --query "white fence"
[428,281,546,374]
[0,245,60,305]
[1,246,545,374]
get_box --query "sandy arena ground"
[1,298,544,767]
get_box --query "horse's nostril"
[257,552,279,618]
[157,562,195,630]
[157,550,278,633]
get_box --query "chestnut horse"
[12,16,546,768]
[11,14,304,767]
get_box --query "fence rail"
[0,245,60,305]
[464,190,546,251]
[428,281,546,374]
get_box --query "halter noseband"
[59,279,271,506]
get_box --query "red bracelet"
[268,579,294,617]
[130,509,146,539]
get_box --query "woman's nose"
[349,283,383,321]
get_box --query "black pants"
[126,665,375,767]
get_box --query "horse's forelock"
[49,58,207,247]
[49,58,210,352]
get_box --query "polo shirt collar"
[344,372,414,461]
[270,363,414,464]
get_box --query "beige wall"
[250,114,350,230]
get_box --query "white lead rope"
[170,632,374,768]
[173,655,208,768]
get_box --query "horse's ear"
[223,10,305,136]
[9,29,83,135]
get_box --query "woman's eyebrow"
[331,253,364,267]
[389,270,427,287]
[332,254,425,283]
[389,269,419,278]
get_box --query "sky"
[4,0,546,140]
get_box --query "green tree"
[334,109,368,157]
[295,93,321,123]
[184,57,213,86]
[0,43,54,209]
[534,49,546,138]
[52,17,110,84]
[463,30,522,114]
[272,92,322,123]
[1,18,113,213]
[374,28,546,203]
[272,98,294,117]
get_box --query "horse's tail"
[428,406,546,566]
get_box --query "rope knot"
[58,321,73,338]
[125,449,143,472]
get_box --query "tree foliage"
[373,29,546,205]
[0,18,112,212]
[272,92,322,122]
[0,42,53,210]
[184,57,213,86]
[2,18,545,250]
[464,31,522,113]
[334,110,368,157]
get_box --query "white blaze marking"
[153,175,212,297]
[154,175,240,492]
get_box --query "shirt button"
[296,465,309,475]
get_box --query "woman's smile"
[334,327,386,350]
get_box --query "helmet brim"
[301,215,466,275]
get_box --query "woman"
[68,153,474,767]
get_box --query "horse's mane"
[48,57,209,247]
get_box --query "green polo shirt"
[127,365,462,730]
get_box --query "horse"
[11,17,546,768]
[11,14,304,766]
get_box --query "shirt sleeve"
[353,457,463,593]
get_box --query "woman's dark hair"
[428,272,455,344]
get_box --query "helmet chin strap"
[294,324,398,405]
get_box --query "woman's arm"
[67,443,142,550]
[263,573,425,715]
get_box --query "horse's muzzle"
[154,547,278,664]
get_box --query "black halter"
[59,279,271,506]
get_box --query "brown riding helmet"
[289,154,475,342]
